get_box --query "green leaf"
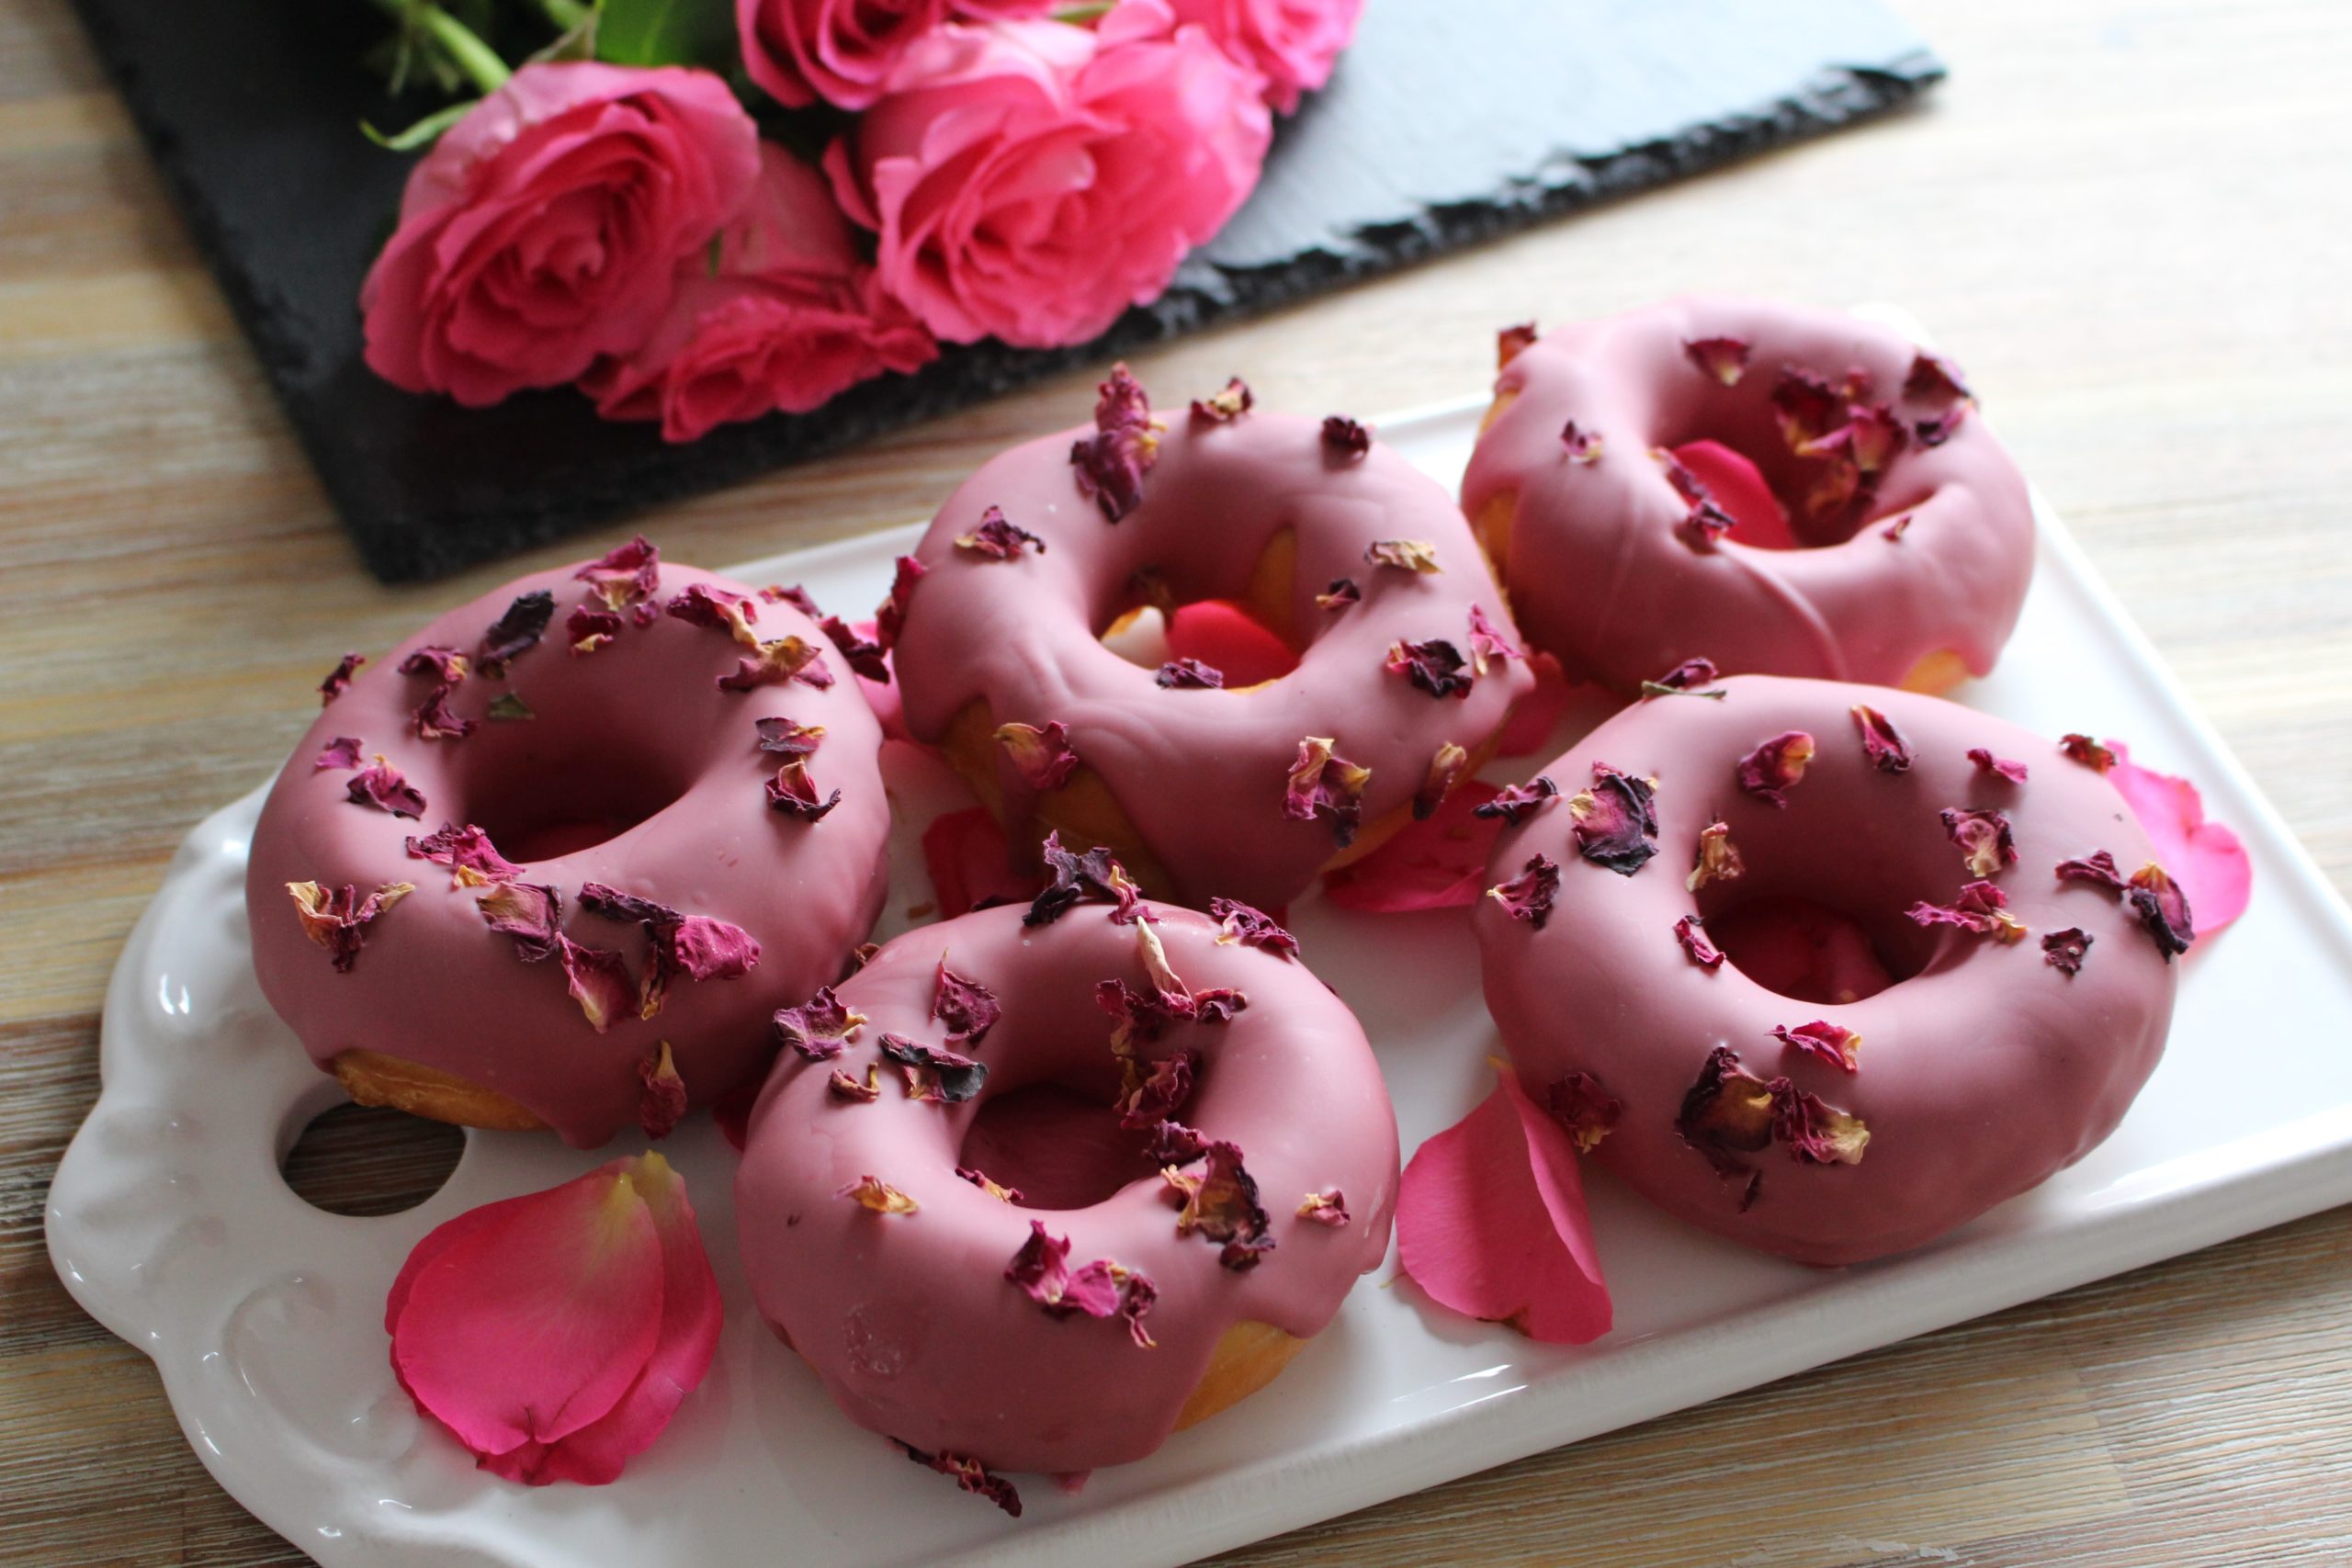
[360,98,478,152]
[595,0,736,69]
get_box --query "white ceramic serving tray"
[48,358,2352,1568]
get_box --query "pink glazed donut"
[736,898,1399,1476]
[245,543,890,1147]
[1474,675,2183,1266]
[1461,297,2035,694]
[887,368,1535,911]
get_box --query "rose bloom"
[583,146,938,443]
[827,0,1272,348]
[1164,0,1362,113]
[361,62,760,407]
[737,0,1052,111]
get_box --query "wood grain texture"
[3,0,2348,1562]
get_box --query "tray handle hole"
[280,1104,465,1217]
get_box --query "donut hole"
[1659,379,1898,549]
[459,750,701,863]
[957,1082,1164,1212]
[1095,530,1307,687]
[1698,893,1926,1005]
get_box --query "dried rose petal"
[829,1066,882,1102]
[1770,1081,1871,1166]
[1458,776,1552,832]
[874,554,927,651]
[1114,1047,1196,1129]
[1770,367,1844,450]
[1386,637,1475,700]
[313,736,365,772]
[1566,763,1658,875]
[1941,807,2018,878]
[898,1443,1020,1517]
[1024,831,1145,926]
[2127,862,2196,960]
[478,591,556,675]
[320,652,366,705]
[1559,421,1603,464]
[1487,852,1562,928]
[286,879,413,972]
[1317,577,1362,612]
[760,583,822,615]
[1686,818,1743,891]
[1906,879,2026,942]
[1772,1020,1861,1074]
[2060,733,2119,773]
[1383,718,1464,815]
[1070,364,1159,523]
[2042,927,2092,975]
[1968,748,2030,784]
[1883,513,1914,542]
[557,936,636,1032]
[773,987,866,1060]
[1190,377,1253,423]
[1283,736,1373,847]
[1156,657,1224,690]
[1642,656,1724,700]
[1851,705,1913,773]
[955,1165,1020,1201]
[1497,321,1537,368]
[1321,414,1373,461]
[486,694,534,722]
[1465,604,1521,677]
[813,617,888,683]
[995,720,1079,790]
[880,1033,988,1103]
[1004,1219,1071,1304]
[1903,351,1973,408]
[1210,897,1298,960]
[2056,849,2127,891]
[345,758,426,819]
[568,605,622,655]
[766,760,842,821]
[718,634,832,694]
[1548,1072,1622,1154]
[399,645,471,685]
[1396,1062,1611,1343]
[1674,912,1724,970]
[1678,500,1736,550]
[1170,1141,1272,1269]
[1675,1045,1776,1179]
[413,685,475,742]
[384,1152,718,1486]
[1364,538,1441,575]
[1736,731,1815,807]
[752,716,825,757]
[933,961,1001,1048]
[575,536,660,613]
[842,1176,919,1214]
[476,880,562,960]
[954,505,1047,560]
[1915,407,1969,447]
[1659,449,1710,506]
[1683,335,1752,386]
[637,1042,686,1139]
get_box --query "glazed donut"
[1462,297,2035,694]
[246,541,890,1147]
[735,898,1398,1475]
[887,368,1535,910]
[1474,675,2182,1266]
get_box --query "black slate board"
[72,0,1939,582]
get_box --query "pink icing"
[1476,676,2177,1266]
[246,561,891,1147]
[891,400,1535,908]
[734,902,1399,1473]
[1462,297,2036,690]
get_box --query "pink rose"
[738,0,1051,111]
[582,147,938,442]
[828,1,1272,348]
[361,63,760,408]
[1165,0,1361,113]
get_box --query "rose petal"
[1321,414,1372,460]
[1323,781,1500,913]
[954,505,1047,560]
[1166,600,1297,686]
[1396,1064,1611,1344]
[2105,740,2252,936]
[478,591,556,675]
[921,807,1041,919]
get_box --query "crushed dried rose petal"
[874,554,928,651]
[1683,335,1752,386]
[1210,897,1298,960]
[954,505,1046,560]
[319,652,366,705]
[399,645,470,685]
[955,1165,1020,1201]
[1851,705,1913,773]
[766,759,842,820]
[1297,1190,1351,1226]
[1736,731,1815,807]
[816,616,889,683]
[933,961,1001,1048]
[477,590,555,674]
[1903,351,1973,407]
[1566,763,1658,875]
[1317,578,1362,612]
[1559,421,1603,464]
[1770,1082,1871,1166]
[773,987,866,1060]
[1674,912,1724,969]
[752,716,825,757]
[2056,849,2127,890]
[1386,637,1475,700]
[347,759,426,818]
[1156,657,1223,689]
[1642,656,1724,700]
[842,1176,918,1214]
[313,736,365,772]
[2042,926,2092,975]
[1675,1046,1777,1178]
[718,634,833,694]
[1283,737,1373,848]
[1771,1020,1861,1074]
[1968,748,2030,784]
[1414,741,1470,820]
[1487,852,1562,927]
[2060,733,2119,773]
[286,879,413,972]
[1190,377,1253,423]
[1024,831,1145,926]
[880,1033,988,1103]
[557,936,636,1032]
[1497,321,1536,367]
[1474,773,1561,827]
[568,605,622,654]
[1906,879,2026,942]
[2128,862,2195,960]
[897,1442,1020,1517]
[1114,1047,1196,1129]
[1321,414,1373,460]
[1941,806,2018,877]
[575,536,661,612]
[829,1066,882,1102]
[995,720,1079,789]
[1548,1072,1622,1153]
[1466,604,1521,674]
[1070,364,1160,523]
[412,685,474,742]
[476,880,561,960]
[638,1041,686,1139]
[1364,538,1441,575]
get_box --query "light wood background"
[5,0,2349,1562]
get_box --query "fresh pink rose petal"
[2105,740,2252,936]
[1166,600,1299,686]
[1396,1064,1611,1344]
[1321,781,1502,912]
[387,1154,719,1484]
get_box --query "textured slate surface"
[71,0,1940,582]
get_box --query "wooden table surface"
[6,0,2350,1562]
